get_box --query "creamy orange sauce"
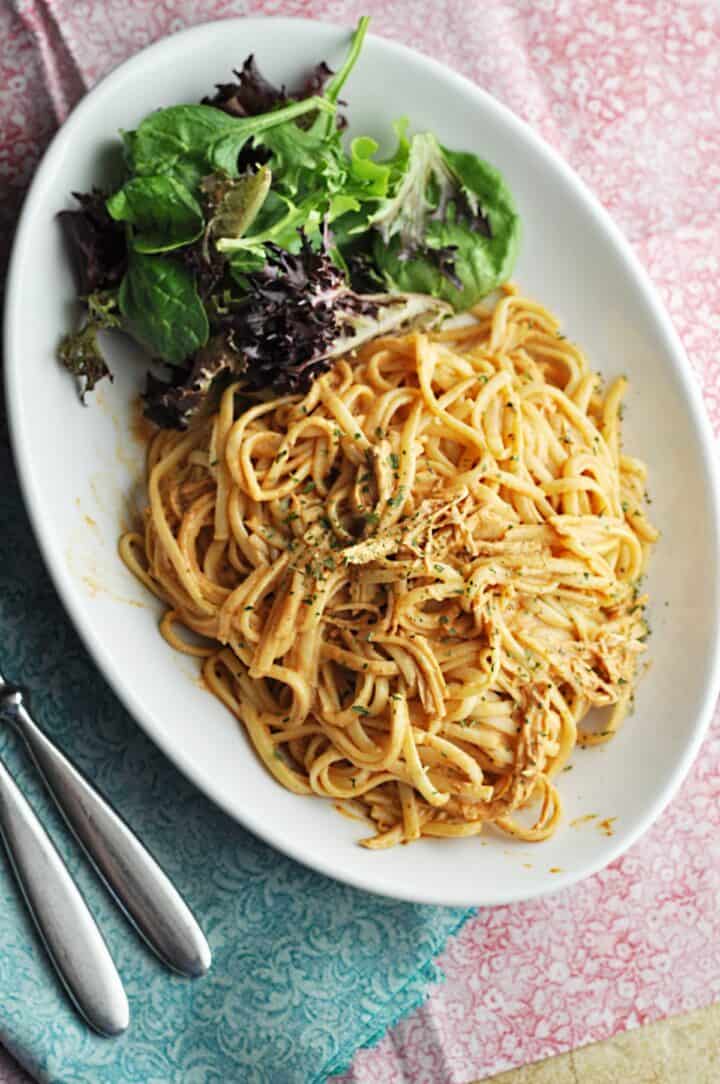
[333,802,369,824]
[598,817,617,837]
[130,395,157,448]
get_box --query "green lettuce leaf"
[370,131,520,307]
[106,175,204,253]
[125,97,334,188]
[118,251,209,363]
[208,97,335,176]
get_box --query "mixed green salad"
[58,16,520,429]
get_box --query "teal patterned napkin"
[0,407,471,1083]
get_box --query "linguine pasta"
[120,287,657,848]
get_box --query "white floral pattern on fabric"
[0,3,719,1083]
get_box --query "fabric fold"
[11,0,86,121]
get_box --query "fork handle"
[10,700,210,978]
[0,755,128,1035]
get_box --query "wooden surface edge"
[482,1001,720,1083]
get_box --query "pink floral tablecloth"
[1,2,719,1082]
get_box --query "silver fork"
[0,671,211,1022]
[0,753,129,1035]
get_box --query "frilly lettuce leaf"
[57,289,121,398]
[368,130,519,308]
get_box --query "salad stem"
[325,16,371,105]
